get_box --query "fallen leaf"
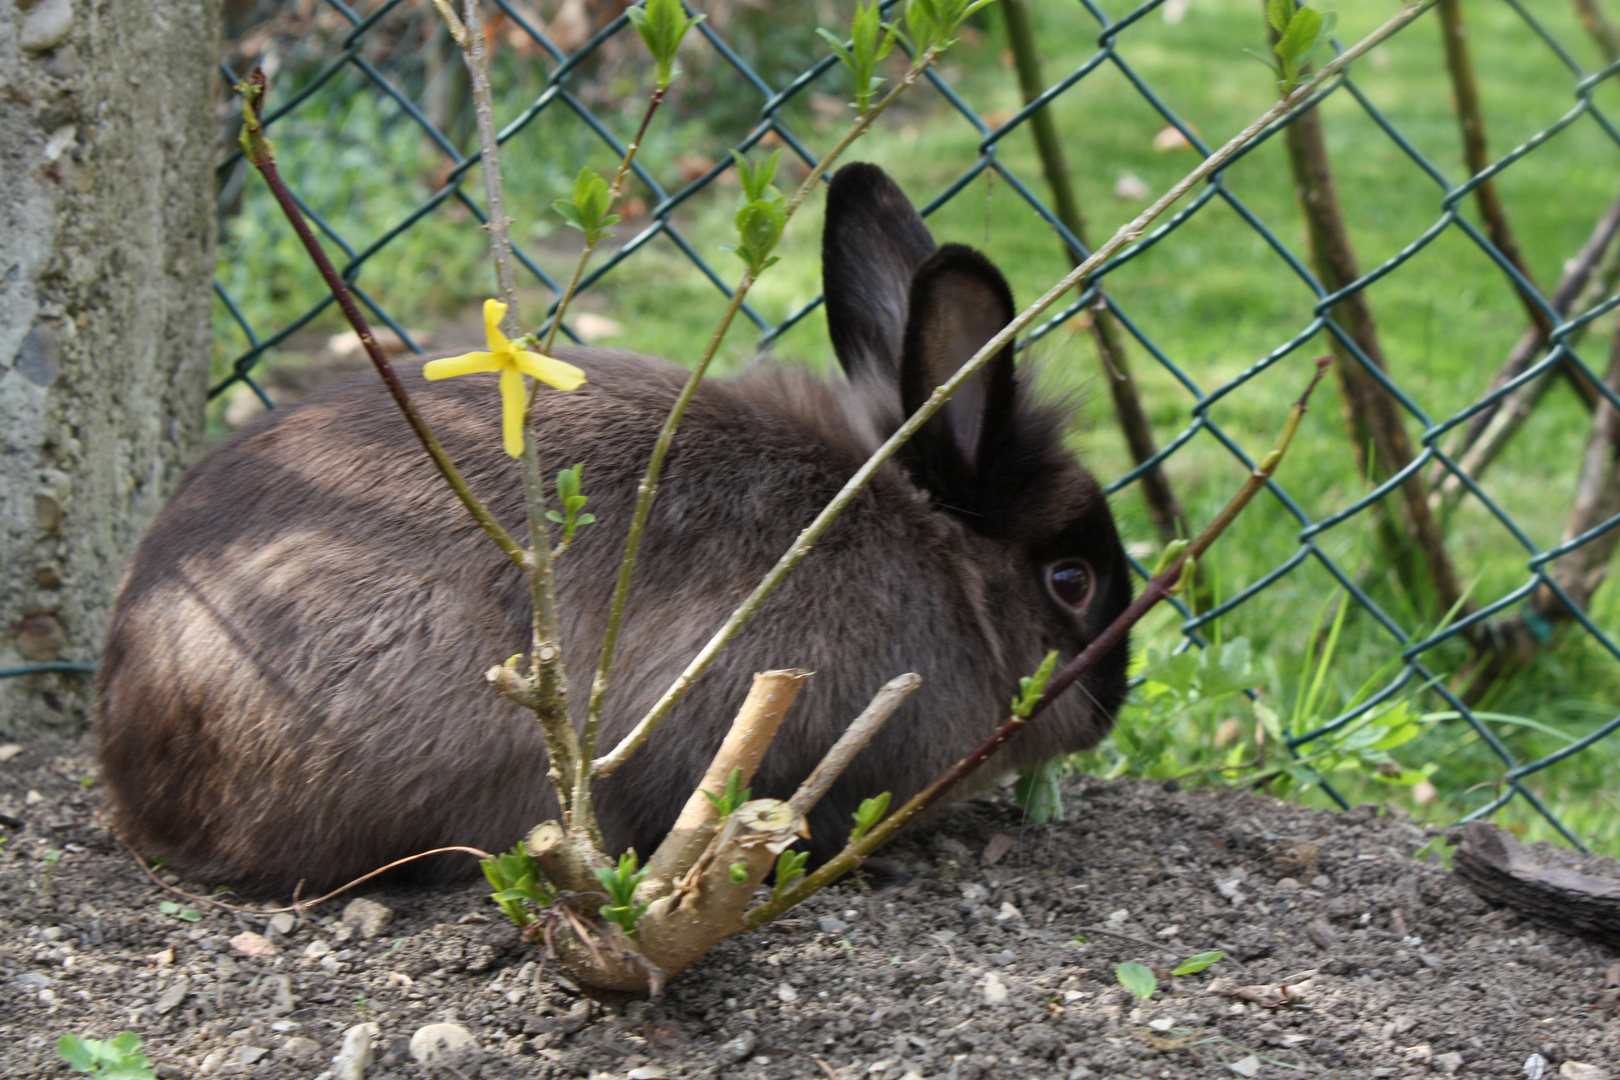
[146,946,174,966]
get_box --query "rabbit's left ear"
[898,243,1020,505]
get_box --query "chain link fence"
[210,0,1620,851]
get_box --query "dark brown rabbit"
[97,163,1133,897]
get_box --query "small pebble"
[341,897,394,939]
[1229,1054,1261,1077]
[1559,1064,1609,1080]
[817,916,848,934]
[982,972,1009,1005]
[718,1030,757,1064]
[775,982,798,1003]
[410,1023,477,1065]
[269,912,296,936]
[332,1022,380,1080]
[238,1046,269,1066]
[995,901,1022,923]
[276,1037,321,1061]
[229,932,277,960]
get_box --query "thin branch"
[235,70,524,567]
[748,361,1332,926]
[1278,48,1465,620]
[1438,0,1599,439]
[1435,193,1620,508]
[540,91,665,358]
[438,0,579,809]
[1533,321,1620,620]
[1571,0,1620,63]
[593,0,1437,779]
[787,673,921,819]
[459,0,519,331]
[1001,0,1186,545]
[586,45,950,775]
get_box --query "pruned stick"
[746,360,1332,928]
[639,669,811,898]
[525,820,605,897]
[787,673,921,818]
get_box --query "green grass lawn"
[217,0,1620,851]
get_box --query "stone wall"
[1,0,220,736]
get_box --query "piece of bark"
[1451,821,1620,948]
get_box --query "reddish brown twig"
[750,359,1331,926]
[234,68,525,567]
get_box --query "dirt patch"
[3,738,1617,1079]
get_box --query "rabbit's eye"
[1046,559,1093,612]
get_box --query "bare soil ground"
[3,737,1617,1079]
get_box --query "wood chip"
[1209,971,1316,1007]
[1451,821,1620,948]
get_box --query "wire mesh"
[211,0,1620,850]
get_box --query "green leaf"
[848,791,891,844]
[1267,0,1293,34]
[730,149,781,203]
[626,0,705,91]
[58,1034,97,1072]
[1011,650,1060,718]
[1115,961,1158,1000]
[699,767,751,819]
[554,168,618,244]
[1172,950,1226,976]
[772,849,810,899]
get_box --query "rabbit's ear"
[822,163,937,389]
[898,243,1020,503]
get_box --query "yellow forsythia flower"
[423,299,586,457]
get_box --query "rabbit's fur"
[97,164,1132,897]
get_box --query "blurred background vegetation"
[215,0,1620,853]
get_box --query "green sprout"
[546,464,597,550]
[1172,949,1227,976]
[481,843,553,929]
[727,860,750,883]
[553,167,619,246]
[817,1,900,114]
[725,150,786,276]
[626,0,705,94]
[699,766,751,820]
[1115,961,1157,1001]
[1247,0,1338,95]
[771,849,811,902]
[157,900,201,923]
[1011,649,1059,718]
[595,850,652,938]
[900,0,1001,54]
[57,1032,157,1080]
[848,791,891,845]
